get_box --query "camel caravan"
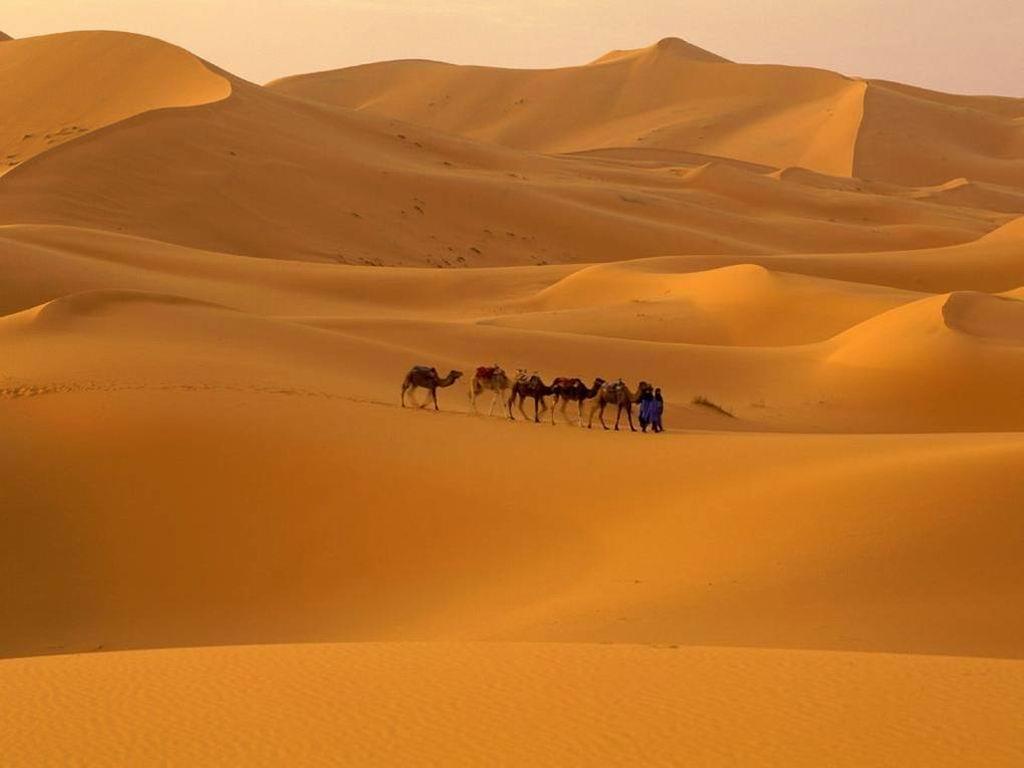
[401,364,664,432]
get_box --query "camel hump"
[410,365,436,374]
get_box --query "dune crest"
[0,32,1002,266]
[20,289,232,331]
[269,41,868,176]
[590,36,731,65]
[942,291,1024,343]
[0,31,230,175]
[270,42,1024,188]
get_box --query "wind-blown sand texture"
[2,31,1023,766]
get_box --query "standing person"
[652,388,665,433]
[638,384,655,432]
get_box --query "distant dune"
[270,37,1024,189]
[1,32,1013,266]
[270,37,869,177]
[2,27,1023,767]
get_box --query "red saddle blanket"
[476,366,501,380]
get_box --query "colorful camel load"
[401,364,659,431]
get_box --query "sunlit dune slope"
[592,36,731,64]
[3,643,1022,767]
[269,38,1024,189]
[269,37,868,177]
[0,34,1006,266]
[622,215,1024,293]
[485,263,922,345]
[4,223,1024,435]
[855,80,1024,188]
[0,31,230,175]
[0,225,576,318]
[2,289,1024,660]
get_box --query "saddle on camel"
[469,364,513,416]
[476,365,502,381]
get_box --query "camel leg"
[551,395,563,426]
[577,400,585,427]
[533,396,540,423]
[431,387,439,411]
[488,390,498,417]
[600,402,610,431]
[469,382,478,413]
[517,395,528,421]
[614,403,622,431]
[558,399,569,426]
[626,402,636,432]
[401,382,408,407]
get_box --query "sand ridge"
[0,31,230,175]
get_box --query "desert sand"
[1,30,1023,766]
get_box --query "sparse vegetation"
[693,395,735,418]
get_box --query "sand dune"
[2,277,1024,659]
[0,32,230,176]
[486,262,922,345]
[3,643,1022,767]
[604,214,1024,294]
[0,31,12,42]
[269,38,870,177]
[4,223,1024,437]
[2,26,1023,766]
[0,34,1006,266]
[2,335,1023,656]
[592,36,732,65]
[855,80,1024,188]
[270,38,1024,189]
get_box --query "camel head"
[634,380,654,402]
[439,370,464,386]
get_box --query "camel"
[400,365,463,410]
[508,370,553,423]
[587,379,652,431]
[549,377,605,426]
[469,364,512,416]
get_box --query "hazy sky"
[5,0,1022,95]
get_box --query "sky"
[5,0,1022,95]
